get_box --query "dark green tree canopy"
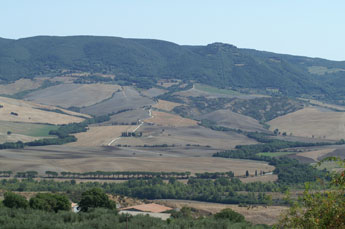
[78,188,116,212]
[214,208,245,223]
[3,192,29,209]
[29,193,70,212]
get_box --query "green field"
[194,83,240,95]
[0,121,59,137]
[256,151,296,157]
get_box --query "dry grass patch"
[268,107,345,140]
[0,97,85,124]
[144,111,198,127]
[153,99,182,111]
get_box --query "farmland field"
[0,146,275,176]
[81,86,154,116]
[0,79,43,95]
[268,107,345,140]
[153,99,182,111]
[0,121,58,137]
[68,125,133,147]
[0,96,85,124]
[198,109,266,132]
[155,199,288,225]
[144,110,198,127]
[117,125,257,149]
[25,83,120,108]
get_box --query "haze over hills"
[1,36,345,103]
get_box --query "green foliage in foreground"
[276,157,345,228]
[0,207,269,229]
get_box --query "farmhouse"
[120,203,172,220]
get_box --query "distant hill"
[1,36,345,102]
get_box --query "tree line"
[8,170,239,180]
[0,177,282,205]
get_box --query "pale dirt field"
[0,79,43,95]
[144,110,198,127]
[297,148,336,161]
[153,99,182,111]
[25,83,120,108]
[68,125,134,147]
[268,107,345,140]
[0,96,85,124]
[155,199,288,225]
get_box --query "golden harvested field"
[68,125,133,147]
[25,83,121,108]
[0,97,85,124]
[0,79,43,95]
[153,99,182,111]
[144,110,198,127]
[155,199,288,225]
[268,107,345,140]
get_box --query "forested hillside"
[1,36,345,102]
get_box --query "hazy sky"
[1,0,345,60]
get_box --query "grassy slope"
[0,121,58,137]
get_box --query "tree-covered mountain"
[1,36,345,102]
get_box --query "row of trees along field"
[0,177,280,205]
[4,170,236,180]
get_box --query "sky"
[1,0,345,61]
